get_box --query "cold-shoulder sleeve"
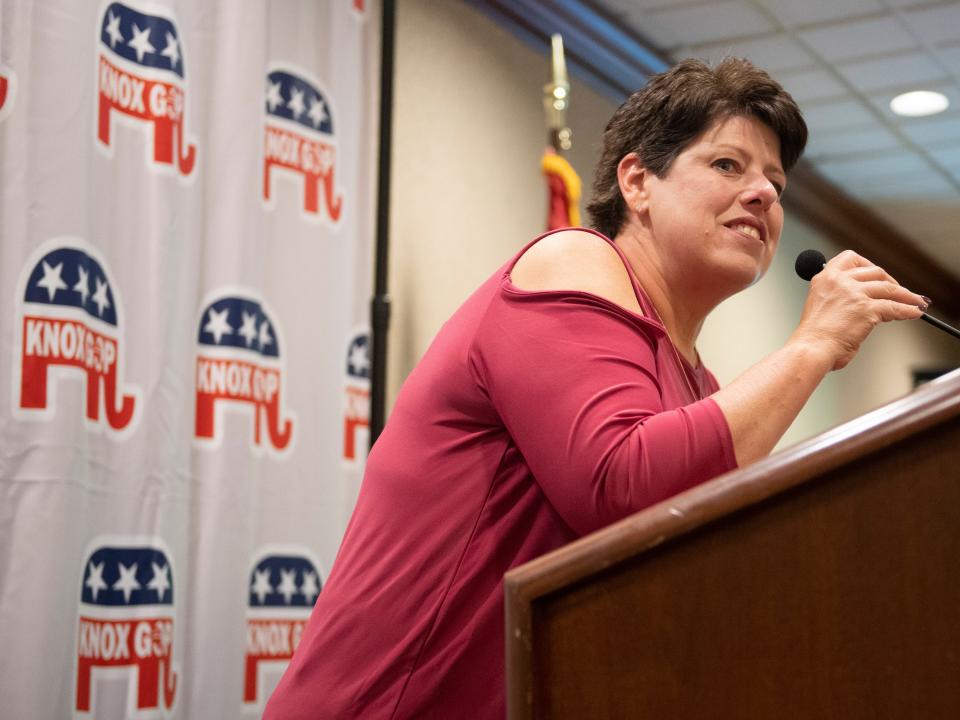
[471,284,737,537]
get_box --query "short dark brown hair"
[587,57,807,239]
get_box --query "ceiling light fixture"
[890,90,949,117]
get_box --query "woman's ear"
[617,153,649,216]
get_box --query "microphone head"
[795,249,826,281]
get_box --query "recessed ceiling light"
[890,90,949,117]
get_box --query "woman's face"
[641,114,786,295]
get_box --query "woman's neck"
[614,227,708,366]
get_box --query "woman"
[265,58,926,719]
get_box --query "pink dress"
[265,229,737,719]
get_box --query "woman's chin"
[711,256,769,295]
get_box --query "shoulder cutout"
[511,230,643,315]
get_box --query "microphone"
[795,249,826,281]
[795,249,960,340]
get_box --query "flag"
[542,149,581,230]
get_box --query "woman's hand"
[789,250,927,371]
[714,250,927,467]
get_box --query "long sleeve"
[472,286,737,537]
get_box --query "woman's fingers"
[827,249,874,271]
[847,265,897,284]
[875,299,926,322]
[822,252,897,285]
[818,252,928,308]
[857,280,928,308]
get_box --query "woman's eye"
[713,158,738,173]
[771,181,784,197]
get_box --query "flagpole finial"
[543,33,572,153]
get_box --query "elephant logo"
[95,2,197,176]
[243,548,322,710]
[13,238,141,436]
[194,290,295,455]
[263,65,343,223]
[74,539,178,716]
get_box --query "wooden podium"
[505,370,960,719]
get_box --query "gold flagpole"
[541,34,581,229]
[543,34,572,154]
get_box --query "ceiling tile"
[902,4,960,46]
[815,149,932,185]
[799,16,918,63]
[761,0,884,28]
[683,33,816,72]
[803,125,903,158]
[935,44,960,68]
[642,1,776,49]
[932,144,960,172]
[900,116,960,148]
[777,68,847,102]
[846,172,959,200]
[837,51,947,93]
[802,99,877,132]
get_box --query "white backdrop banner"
[0,1,378,717]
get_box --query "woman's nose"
[741,176,779,209]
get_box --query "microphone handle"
[921,311,960,340]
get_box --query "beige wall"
[388,0,615,393]
[388,0,960,450]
